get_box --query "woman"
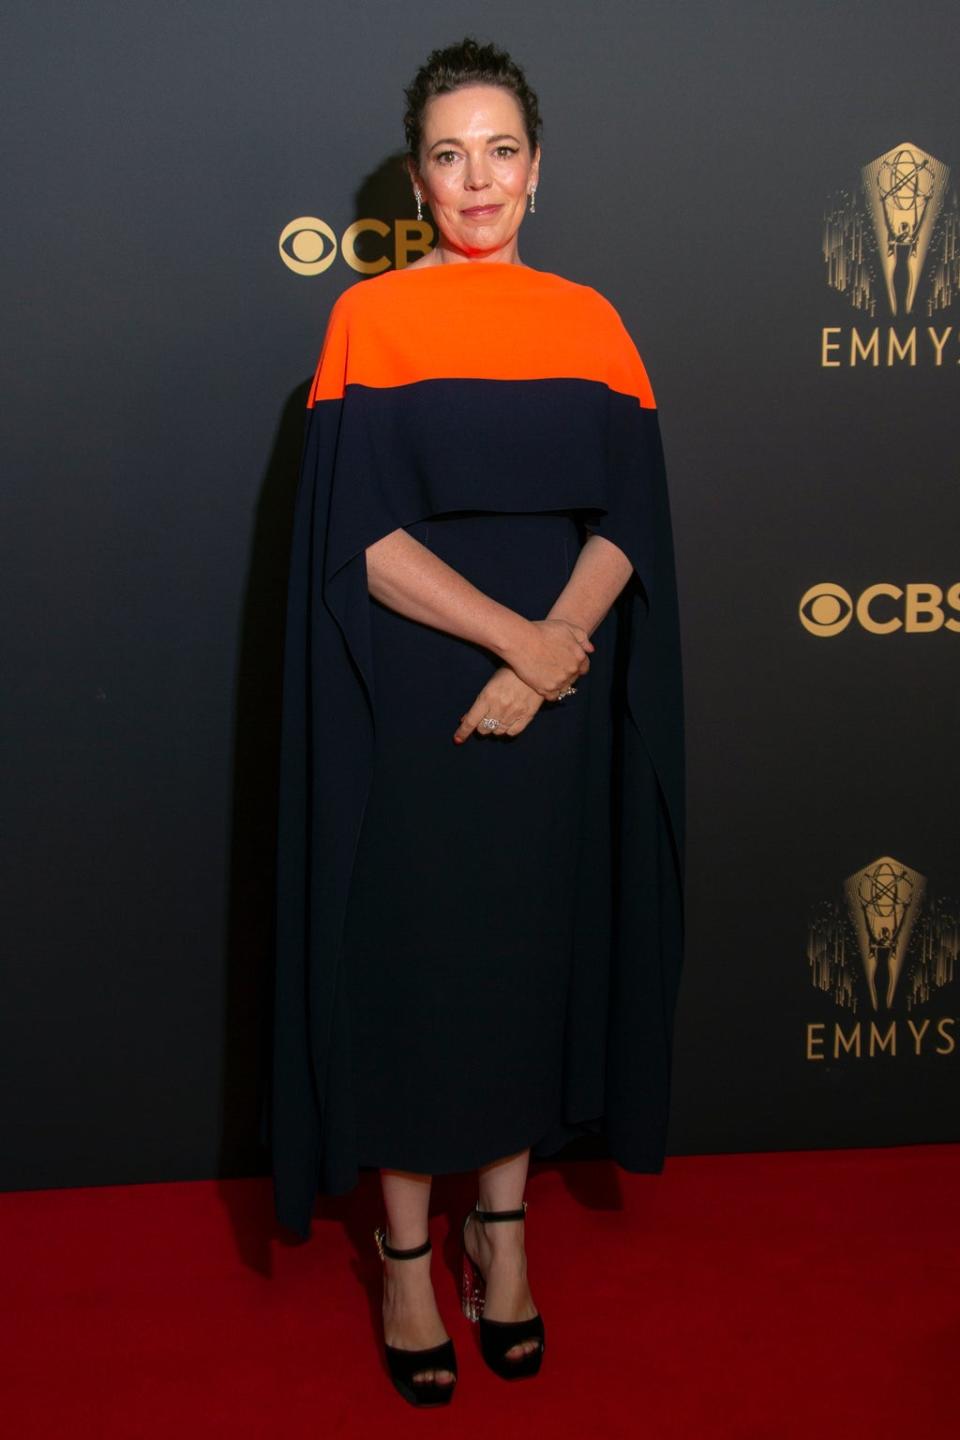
[270,36,686,1407]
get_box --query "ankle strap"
[374,1226,432,1262]
[472,1200,528,1224]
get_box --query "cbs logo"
[799,582,960,636]
[278,217,434,275]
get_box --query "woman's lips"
[461,204,503,217]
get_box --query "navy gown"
[268,262,686,1239]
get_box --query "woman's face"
[410,84,541,262]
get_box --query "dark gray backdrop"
[3,0,958,1192]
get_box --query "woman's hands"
[454,665,545,742]
[453,618,594,744]
[502,617,594,699]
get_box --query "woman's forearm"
[364,528,530,660]
[545,532,635,635]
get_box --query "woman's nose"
[464,163,491,189]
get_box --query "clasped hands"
[453,616,594,744]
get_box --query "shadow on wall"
[215,155,424,1264]
[350,152,432,271]
[218,377,312,1199]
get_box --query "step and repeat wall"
[3,1,957,1192]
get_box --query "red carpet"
[4,1145,958,1438]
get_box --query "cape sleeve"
[605,338,685,884]
[570,313,687,1168]
[271,292,374,1227]
[569,295,686,888]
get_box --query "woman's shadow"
[212,372,310,1273]
[214,150,425,1271]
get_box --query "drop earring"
[415,188,423,222]
[528,186,536,214]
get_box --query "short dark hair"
[403,36,542,163]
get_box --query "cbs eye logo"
[278,216,434,275]
[799,583,853,636]
[799,582,960,635]
[278,217,338,275]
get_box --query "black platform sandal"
[374,1227,458,1406]
[461,1201,545,1379]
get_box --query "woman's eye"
[434,147,518,164]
